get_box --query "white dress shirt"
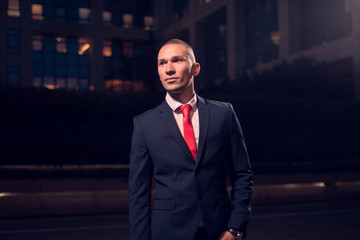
[165,93,200,148]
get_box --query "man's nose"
[165,62,175,75]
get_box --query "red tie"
[178,105,197,161]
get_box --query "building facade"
[154,0,360,100]
[2,0,360,100]
[0,0,155,92]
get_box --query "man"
[129,39,253,240]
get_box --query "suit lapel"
[196,96,209,167]
[158,100,194,161]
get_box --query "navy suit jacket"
[128,95,253,240]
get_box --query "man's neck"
[168,91,195,104]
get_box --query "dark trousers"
[194,227,209,240]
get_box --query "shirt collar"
[165,92,197,112]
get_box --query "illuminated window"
[7,29,20,53]
[68,78,78,90]
[123,41,134,58]
[271,31,280,45]
[123,14,133,28]
[56,37,67,53]
[103,40,112,57]
[79,8,91,23]
[43,76,55,89]
[7,66,20,84]
[32,35,43,51]
[78,37,90,55]
[32,76,42,87]
[103,11,112,25]
[7,0,20,17]
[144,16,154,30]
[32,4,43,20]
[56,78,66,88]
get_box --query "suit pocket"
[152,199,176,211]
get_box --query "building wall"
[155,0,360,100]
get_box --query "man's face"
[157,44,197,94]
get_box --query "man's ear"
[192,63,201,76]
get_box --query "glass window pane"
[32,52,43,63]
[7,66,20,84]
[32,35,43,51]
[67,77,78,90]
[56,37,67,53]
[78,37,90,55]
[78,8,91,23]
[8,0,20,17]
[123,14,133,28]
[103,40,112,57]
[79,78,89,89]
[7,29,20,53]
[44,76,55,89]
[32,4,44,20]
[32,76,42,87]
[56,7,66,20]
[103,11,112,24]
[56,78,66,88]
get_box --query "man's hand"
[218,231,235,240]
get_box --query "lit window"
[32,4,43,20]
[7,28,20,53]
[32,76,42,87]
[56,37,67,53]
[78,37,90,55]
[7,66,20,84]
[103,11,112,25]
[123,14,133,28]
[68,78,78,90]
[7,0,20,17]
[103,40,112,57]
[79,8,91,23]
[43,76,55,89]
[123,41,134,58]
[56,78,66,88]
[32,35,43,51]
[271,31,280,45]
[144,16,154,30]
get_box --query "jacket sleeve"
[128,116,153,240]
[226,104,254,237]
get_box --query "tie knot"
[177,105,191,117]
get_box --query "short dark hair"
[160,38,196,63]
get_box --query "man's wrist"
[226,228,244,240]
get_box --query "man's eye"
[159,62,166,66]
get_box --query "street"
[1,200,359,240]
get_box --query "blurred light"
[103,11,112,25]
[282,182,325,188]
[78,43,90,55]
[0,192,13,198]
[271,31,280,45]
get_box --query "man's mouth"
[165,77,178,82]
